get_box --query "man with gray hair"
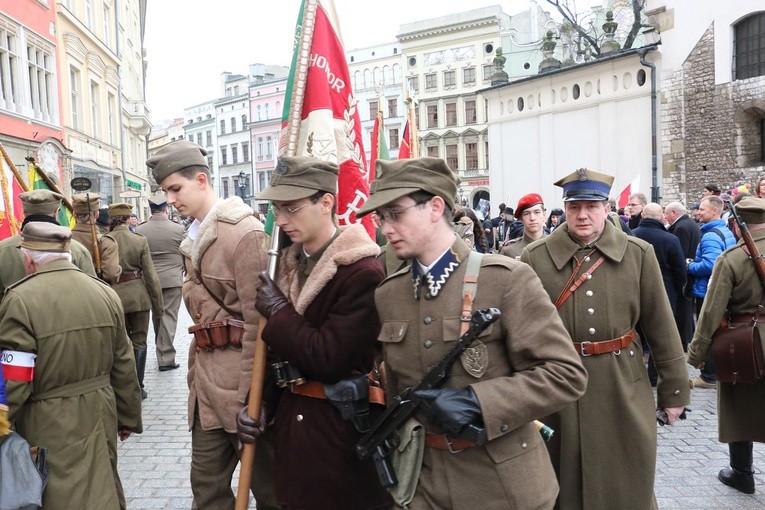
[665,201,701,350]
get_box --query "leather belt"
[290,380,386,406]
[425,432,477,452]
[117,271,143,283]
[727,314,765,325]
[574,329,636,357]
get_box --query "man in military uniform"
[687,196,765,494]
[109,202,163,400]
[520,168,690,510]
[0,189,95,294]
[0,222,142,509]
[237,156,393,510]
[136,191,186,371]
[356,157,587,509]
[71,193,122,284]
[500,192,547,259]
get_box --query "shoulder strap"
[195,249,243,320]
[460,251,482,335]
[709,227,726,244]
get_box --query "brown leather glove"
[256,272,289,318]
[236,405,267,444]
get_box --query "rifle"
[86,192,103,279]
[727,199,765,284]
[356,308,500,488]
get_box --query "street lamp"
[238,171,247,202]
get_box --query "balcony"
[126,100,152,136]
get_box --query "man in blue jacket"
[687,195,736,388]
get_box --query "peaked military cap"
[515,193,544,219]
[146,140,208,184]
[108,202,133,218]
[357,157,459,217]
[19,189,63,215]
[72,193,100,214]
[554,168,614,202]
[735,196,765,224]
[20,222,71,252]
[257,156,338,201]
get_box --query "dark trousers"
[729,441,754,473]
[694,297,716,382]
[675,294,695,351]
[125,310,150,349]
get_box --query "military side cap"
[108,202,133,217]
[735,196,765,224]
[257,156,338,201]
[72,193,100,214]
[357,157,459,217]
[515,193,544,219]
[20,222,71,252]
[148,191,167,208]
[554,168,614,202]
[19,189,63,215]
[146,140,208,183]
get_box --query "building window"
[264,103,269,119]
[221,147,227,165]
[241,114,247,129]
[70,67,80,129]
[388,98,397,118]
[107,92,116,144]
[220,119,225,135]
[222,178,229,198]
[232,145,238,164]
[242,142,249,162]
[369,99,378,120]
[90,81,99,136]
[446,144,458,170]
[230,117,236,132]
[26,42,56,122]
[188,134,193,142]
[427,146,439,158]
[103,6,111,46]
[425,73,437,91]
[0,27,19,110]
[258,171,268,192]
[257,105,261,121]
[443,70,456,88]
[266,136,272,158]
[257,137,264,159]
[485,140,489,169]
[734,13,765,80]
[206,130,212,146]
[482,64,494,81]
[408,76,419,94]
[427,105,438,128]
[465,100,476,124]
[445,102,457,126]
[84,0,93,29]
[463,67,476,84]
[389,128,399,150]
[465,142,478,170]
[196,132,202,146]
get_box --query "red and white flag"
[617,174,641,209]
[1,351,36,382]
[279,0,373,237]
[0,157,24,240]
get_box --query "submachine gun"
[356,308,501,488]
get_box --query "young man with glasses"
[356,157,587,509]
[500,192,547,259]
[237,156,392,510]
[627,192,647,229]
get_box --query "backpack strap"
[709,227,727,244]
[460,250,482,335]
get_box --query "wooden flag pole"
[26,157,75,217]
[234,1,318,508]
[0,142,30,192]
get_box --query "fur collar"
[180,197,254,270]
[277,223,380,315]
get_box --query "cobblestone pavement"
[119,305,765,509]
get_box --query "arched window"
[354,70,362,91]
[364,69,372,89]
[373,67,382,87]
[275,101,281,117]
[392,63,401,84]
[257,137,264,157]
[256,105,261,121]
[382,65,391,85]
[264,103,269,120]
[734,13,765,80]
[266,136,272,158]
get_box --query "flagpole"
[0,155,18,236]
[235,1,318,508]
[26,157,75,217]
[0,142,30,192]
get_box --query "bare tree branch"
[546,0,601,55]
[622,0,646,49]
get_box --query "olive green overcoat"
[109,224,163,314]
[72,222,123,284]
[687,229,765,443]
[521,221,690,510]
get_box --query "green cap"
[146,140,208,183]
[108,202,133,218]
[357,157,459,217]
[72,193,100,214]
[257,156,338,201]
[736,196,765,224]
[19,189,63,215]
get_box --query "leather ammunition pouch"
[188,318,244,352]
[712,316,765,384]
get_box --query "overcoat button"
[584,256,591,262]
[521,442,527,448]
[629,350,634,356]
[424,317,433,325]
[500,423,509,432]
[587,308,594,315]
[195,312,202,319]
[586,274,592,280]
[674,389,680,395]
[588,328,596,335]
[586,290,593,297]
[424,340,433,348]
[297,414,304,422]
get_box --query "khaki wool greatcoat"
[0,259,142,509]
[376,238,587,510]
[520,221,690,510]
[687,229,765,443]
[109,224,163,314]
[72,222,122,284]
[135,216,186,289]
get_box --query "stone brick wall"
[661,23,765,205]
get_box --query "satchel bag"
[711,314,765,384]
[387,417,425,509]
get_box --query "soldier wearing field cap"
[688,195,765,495]
[136,191,186,372]
[236,155,391,510]
[520,168,690,509]
[355,157,586,509]
[147,139,278,510]
[71,193,122,284]
[0,189,95,293]
[0,221,142,509]
[108,202,163,400]
[500,192,547,259]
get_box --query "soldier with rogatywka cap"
[71,192,122,284]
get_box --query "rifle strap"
[194,249,243,321]
[460,251,483,335]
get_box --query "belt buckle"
[579,341,593,357]
[446,436,464,454]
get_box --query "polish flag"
[1,351,36,382]
[0,158,25,240]
[618,174,640,208]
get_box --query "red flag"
[280,0,374,237]
[0,159,24,240]
[617,174,641,208]
[398,121,411,160]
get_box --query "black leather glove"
[256,272,289,318]
[413,387,482,437]
[236,405,267,445]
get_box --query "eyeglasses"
[372,202,426,228]
[272,202,310,218]
[627,203,643,207]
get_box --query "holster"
[188,318,245,351]
[324,374,371,433]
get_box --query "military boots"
[718,441,755,494]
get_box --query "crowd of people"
[0,146,763,509]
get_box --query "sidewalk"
[119,305,765,509]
